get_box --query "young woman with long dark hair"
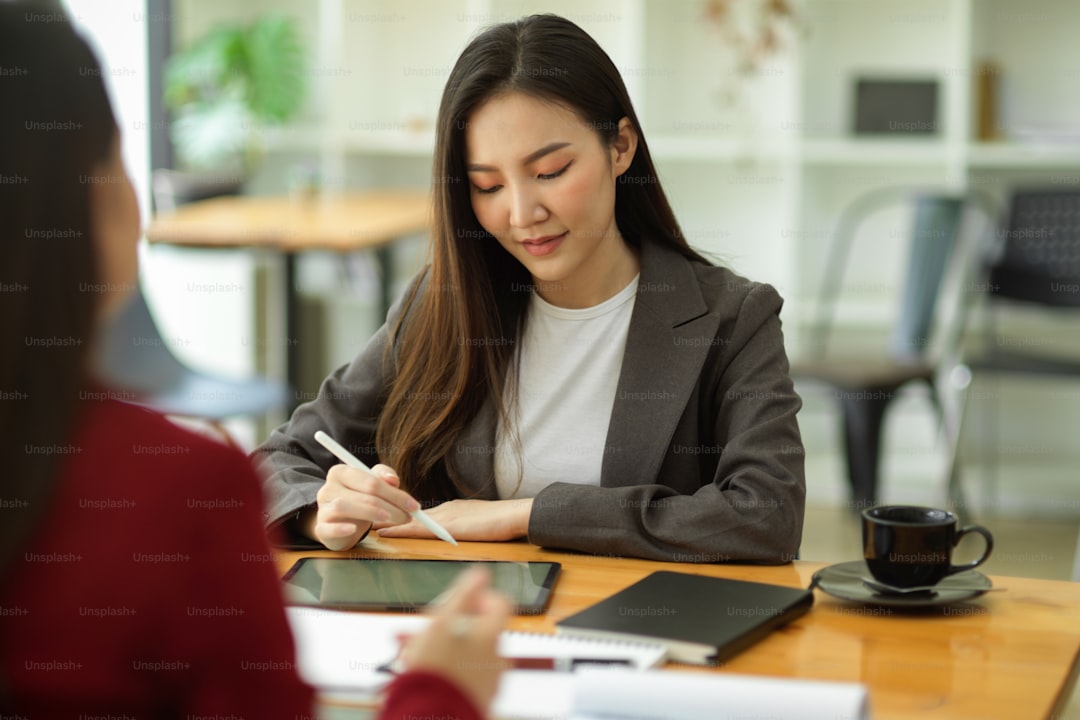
[256,14,805,563]
[0,6,507,718]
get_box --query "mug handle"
[947,524,994,575]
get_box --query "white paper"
[569,669,870,720]
[286,606,429,696]
[493,671,577,720]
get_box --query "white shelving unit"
[239,0,1079,323]
[168,0,1080,511]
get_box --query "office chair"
[95,288,288,449]
[792,188,994,510]
[945,189,1080,530]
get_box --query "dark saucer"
[810,560,994,608]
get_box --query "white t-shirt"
[494,275,639,499]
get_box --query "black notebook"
[555,571,813,665]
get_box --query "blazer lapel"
[602,241,719,488]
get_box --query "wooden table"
[147,192,430,405]
[276,538,1080,720]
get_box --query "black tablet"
[281,558,561,615]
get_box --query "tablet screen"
[281,558,561,614]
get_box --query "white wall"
[65,0,150,220]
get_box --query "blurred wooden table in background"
[148,191,430,408]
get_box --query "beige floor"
[801,502,1080,719]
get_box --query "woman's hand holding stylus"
[311,462,420,550]
[310,431,458,549]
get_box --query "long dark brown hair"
[0,5,117,580]
[376,14,709,501]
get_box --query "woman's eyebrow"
[466,141,572,172]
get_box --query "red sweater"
[0,400,483,720]
[1,399,315,717]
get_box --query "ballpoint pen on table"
[314,430,459,547]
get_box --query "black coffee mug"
[862,505,994,588]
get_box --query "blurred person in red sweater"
[0,4,508,718]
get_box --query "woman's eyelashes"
[471,160,573,194]
[537,160,572,180]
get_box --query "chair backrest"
[94,288,191,394]
[94,287,289,421]
[808,188,976,363]
[890,195,965,359]
[988,189,1080,307]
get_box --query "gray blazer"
[253,238,805,563]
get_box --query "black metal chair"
[946,189,1080,527]
[94,287,288,449]
[793,188,996,510]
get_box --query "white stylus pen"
[314,430,459,546]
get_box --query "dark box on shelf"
[852,78,939,135]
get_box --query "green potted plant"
[155,13,306,210]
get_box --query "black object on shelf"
[853,78,939,136]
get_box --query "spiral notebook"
[286,607,667,698]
